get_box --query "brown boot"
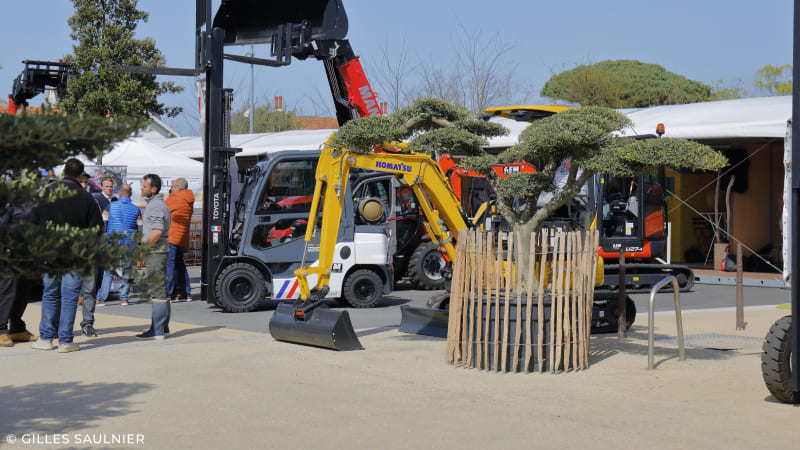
[78,295,83,305]
[0,334,12,347]
[9,330,38,342]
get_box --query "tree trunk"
[514,221,540,292]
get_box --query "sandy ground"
[1,304,798,449]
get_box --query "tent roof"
[149,129,337,159]
[620,96,791,140]
[103,137,202,178]
[236,129,335,157]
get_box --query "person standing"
[96,184,140,306]
[0,206,38,347]
[136,174,172,340]
[93,176,116,215]
[165,178,195,301]
[31,158,103,353]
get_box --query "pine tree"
[0,111,157,284]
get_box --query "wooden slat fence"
[446,229,598,373]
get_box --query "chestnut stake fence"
[446,229,599,373]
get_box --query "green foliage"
[231,104,299,134]
[478,107,723,229]
[709,78,748,100]
[452,119,509,138]
[410,128,488,156]
[457,154,497,175]
[584,137,729,176]
[394,98,470,131]
[0,111,143,171]
[330,98,503,156]
[500,107,630,163]
[753,64,792,96]
[541,60,711,108]
[330,115,410,154]
[60,0,182,118]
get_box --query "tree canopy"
[540,60,711,108]
[753,64,792,96]
[230,102,299,134]
[59,0,182,119]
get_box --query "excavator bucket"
[398,306,449,338]
[213,0,348,45]
[269,303,363,351]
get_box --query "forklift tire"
[761,316,798,403]
[342,269,383,308]
[215,263,265,313]
[408,242,446,290]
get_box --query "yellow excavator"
[267,140,605,349]
[268,142,473,349]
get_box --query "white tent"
[148,129,337,160]
[620,96,791,139]
[102,137,204,204]
[235,129,335,157]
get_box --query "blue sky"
[0,1,793,136]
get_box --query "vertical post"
[201,27,227,304]
[736,243,745,330]
[249,45,254,134]
[790,0,800,398]
[666,222,672,264]
[618,251,627,339]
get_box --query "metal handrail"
[648,275,686,369]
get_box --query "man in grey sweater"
[136,174,172,340]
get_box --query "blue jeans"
[97,268,132,302]
[40,272,82,343]
[166,243,191,297]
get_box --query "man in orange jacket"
[165,178,195,301]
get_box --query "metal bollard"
[648,276,686,369]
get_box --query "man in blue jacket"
[96,184,141,310]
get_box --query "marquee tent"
[102,137,204,204]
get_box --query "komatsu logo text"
[376,161,412,172]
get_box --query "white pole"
[249,45,254,134]
[667,222,672,264]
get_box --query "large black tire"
[407,242,446,290]
[342,269,383,308]
[215,263,265,313]
[761,316,798,403]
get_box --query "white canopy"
[102,137,204,204]
[103,137,203,179]
[620,96,791,140]
[148,129,336,159]
[236,129,335,157]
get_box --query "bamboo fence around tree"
[446,228,599,373]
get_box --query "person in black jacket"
[0,205,38,347]
[30,158,104,353]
